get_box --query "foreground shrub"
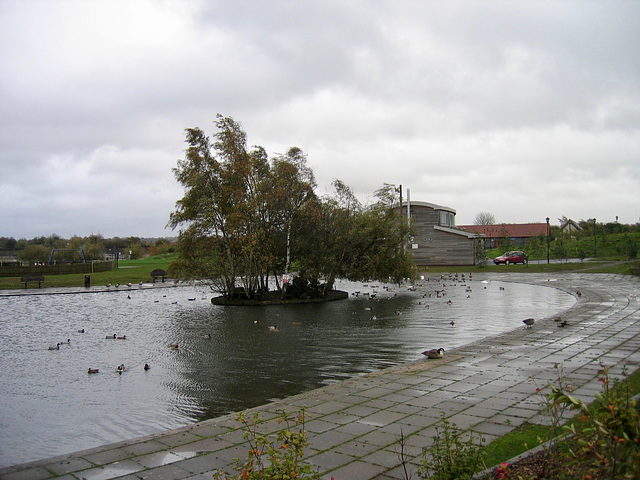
[487,364,640,479]
[213,408,320,480]
[560,364,640,479]
[418,412,486,480]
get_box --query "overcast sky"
[1,0,638,239]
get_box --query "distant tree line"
[473,212,639,262]
[0,234,176,265]
[552,219,640,261]
[168,115,416,300]
[488,221,639,261]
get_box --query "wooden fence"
[0,261,114,277]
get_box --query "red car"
[493,250,528,265]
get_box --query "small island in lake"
[211,288,348,306]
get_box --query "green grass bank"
[0,254,176,290]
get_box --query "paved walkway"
[1,273,639,480]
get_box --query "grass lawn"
[0,254,176,290]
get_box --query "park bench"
[150,269,167,283]
[21,274,45,288]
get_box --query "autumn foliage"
[168,115,415,299]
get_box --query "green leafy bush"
[418,413,486,480]
[561,364,640,479]
[213,408,320,480]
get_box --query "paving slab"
[1,273,639,480]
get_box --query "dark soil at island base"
[210,289,349,306]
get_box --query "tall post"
[546,217,550,264]
[398,185,404,251]
[594,218,597,257]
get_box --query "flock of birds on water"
[46,273,582,370]
[45,289,285,375]
[46,282,202,375]
[47,326,162,374]
[348,272,580,361]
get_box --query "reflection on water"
[0,277,575,467]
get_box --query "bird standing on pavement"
[523,318,535,328]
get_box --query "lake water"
[0,276,575,467]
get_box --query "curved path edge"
[1,272,639,480]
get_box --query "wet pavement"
[1,272,639,480]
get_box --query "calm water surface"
[0,276,575,467]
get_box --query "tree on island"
[168,115,416,300]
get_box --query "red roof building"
[458,223,550,248]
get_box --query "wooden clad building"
[404,201,482,266]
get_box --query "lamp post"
[546,217,550,264]
[397,185,405,251]
[594,218,597,257]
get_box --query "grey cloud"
[1,0,638,238]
